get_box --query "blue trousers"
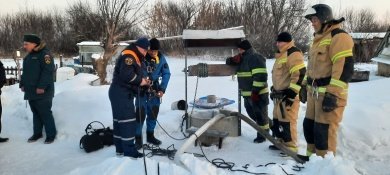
[109,84,137,156]
[135,96,160,136]
[28,98,57,137]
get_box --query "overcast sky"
[0,0,389,20]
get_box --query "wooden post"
[60,55,63,67]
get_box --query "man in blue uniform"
[20,34,57,144]
[135,38,171,149]
[109,37,150,158]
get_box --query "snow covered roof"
[76,41,129,46]
[182,30,245,40]
[76,41,101,46]
[350,32,386,39]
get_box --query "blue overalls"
[135,52,171,136]
[108,44,144,156]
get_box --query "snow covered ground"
[0,57,389,175]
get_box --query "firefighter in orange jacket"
[301,4,354,157]
[270,32,306,152]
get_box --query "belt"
[307,76,331,87]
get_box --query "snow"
[56,67,76,82]
[0,57,389,175]
[182,30,245,40]
[350,32,386,39]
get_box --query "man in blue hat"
[109,37,150,158]
[20,34,57,144]
[135,38,171,149]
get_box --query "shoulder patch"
[124,57,134,65]
[331,28,348,37]
[287,47,302,56]
[44,55,51,64]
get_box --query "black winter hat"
[23,34,41,45]
[276,32,292,42]
[237,40,252,50]
[149,38,160,50]
[135,37,150,50]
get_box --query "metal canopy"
[182,30,245,49]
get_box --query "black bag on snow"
[80,121,113,153]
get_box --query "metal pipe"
[175,114,225,162]
[185,47,189,129]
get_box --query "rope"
[137,88,148,175]
[192,133,302,175]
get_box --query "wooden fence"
[4,64,58,86]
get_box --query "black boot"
[44,136,55,144]
[28,134,43,143]
[253,133,266,143]
[0,137,9,143]
[147,131,161,146]
[254,129,269,143]
[127,146,144,158]
[268,145,280,150]
[135,136,143,150]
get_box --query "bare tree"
[96,0,147,84]
[342,8,387,33]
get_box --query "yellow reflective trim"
[237,72,252,77]
[306,150,313,156]
[259,88,269,94]
[259,124,269,130]
[241,91,251,96]
[308,85,326,93]
[303,75,307,81]
[330,78,348,89]
[277,57,287,64]
[253,81,266,87]
[288,146,298,153]
[252,68,267,74]
[289,63,305,74]
[318,87,326,93]
[319,39,331,46]
[241,88,269,96]
[331,49,353,63]
[289,83,301,91]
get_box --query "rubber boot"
[253,130,269,143]
[146,131,161,146]
[135,136,143,150]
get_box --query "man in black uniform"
[0,60,8,143]
[20,34,56,144]
[109,37,150,158]
[226,40,270,143]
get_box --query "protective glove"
[299,85,307,103]
[270,86,275,101]
[322,92,337,112]
[251,91,260,103]
[283,88,296,107]
[226,54,241,65]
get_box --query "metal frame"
[182,29,245,136]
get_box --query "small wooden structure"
[350,32,386,63]
[182,29,245,137]
[76,41,128,65]
[372,28,390,77]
